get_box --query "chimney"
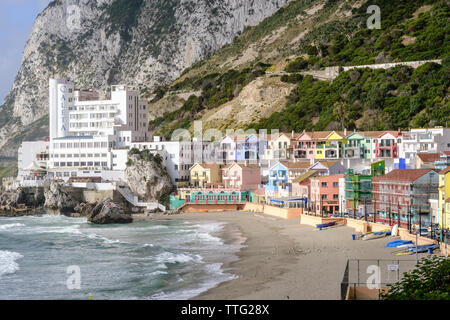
[344,128,347,136]
[291,130,294,138]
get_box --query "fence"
[341,259,417,300]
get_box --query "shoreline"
[135,211,427,300]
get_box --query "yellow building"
[189,163,222,188]
[439,166,450,229]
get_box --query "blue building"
[235,134,268,161]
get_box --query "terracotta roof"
[293,170,319,183]
[440,166,450,175]
[281,161,311,170]
[314,160,338,169]
[196,163,221,169]
[443,151,450,156]
[417,153,441,163]
[361,130,400,138]
[373,169,437,183]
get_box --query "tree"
[381,256,450,300]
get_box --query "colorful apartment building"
[264,161,310,196]
[263,133,293,162]
[371,130,402,159]
[439,166,450,229]
[372,169,439,228]
[344,131,372,159]
[315,131,346,160]
[310,174,344,215]
[235,134,267,162]
[221,162,261,190]
[308,160,346,176]
[416,153,442,169]
[189,163,222,188]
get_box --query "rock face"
[0,187,45,208]
[44,181,79,213]
[125,154,173,203]
[0,0,291,158]
[87,198,132,224]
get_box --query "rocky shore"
[0,182,134,224]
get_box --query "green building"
[344,160,385,216]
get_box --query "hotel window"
[81,162,86,166]
[60,162,66,167]
[102,154,107,158]
[54,162,60,167]
[74,162,80,167]
[94,162,101,167]
[95,154,100,158]
[102,162,107,167]
[88,154,93,158]
[67,162,73,167]
[87,162,93,166]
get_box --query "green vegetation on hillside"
[293,0,449,69]
[149,63,271,138]
[250,60,449,132]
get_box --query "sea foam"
[0,250,23,278]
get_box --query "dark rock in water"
[87,198,132,224]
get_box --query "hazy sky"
[0,0,52,104]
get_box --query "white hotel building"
[47,78,152,181]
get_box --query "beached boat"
[408,244,439,253]
[385,240,414,248]
[316,222,335,229]
[362,230,391,241]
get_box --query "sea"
[0,214,241,300]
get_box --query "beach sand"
[134,211,426,300]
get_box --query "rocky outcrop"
[87,198,132,224]
[0,187,45,208]
[125,154,173,203]
[0,0,291,158]
[44,181,79,214]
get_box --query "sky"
[0,0,52,103]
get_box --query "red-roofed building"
[372,169,439,228]
[416,153,441,169]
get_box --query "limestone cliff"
[125,154,173,203]
[0,0,291,158]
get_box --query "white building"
[17,140,50,187]
[46,78,152,181]
[400,127,450,168]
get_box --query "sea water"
[0,215,240,300]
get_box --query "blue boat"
[408,244,439,253]
[316,222,336,228]
[385,240,413,248]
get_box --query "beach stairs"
[115,183,166,212]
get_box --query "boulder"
[87,198,132,224]
[125,154,173,203]
[44,181,79,213]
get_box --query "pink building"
[310,174,344,215]
[221,162,261,191]
[371,129,402,159]
[293,131,322,160]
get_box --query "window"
[333,194,339,200]
[333,182,339,187]
[321,194,327,200]
[321,182,328,187]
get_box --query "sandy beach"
[135,211,426,300]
